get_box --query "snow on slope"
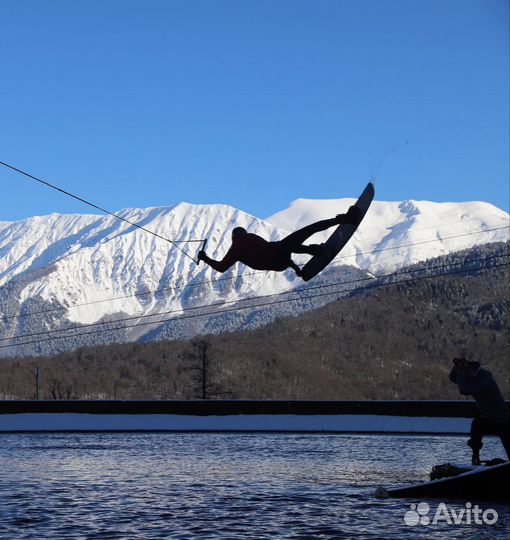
[0,203,297,326]
[0,196,508,331]
[267,198,509,273]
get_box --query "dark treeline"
[0,256,508,401]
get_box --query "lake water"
[0,433,508,539]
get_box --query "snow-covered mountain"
[268,198,509,272]
[0,195,508,356]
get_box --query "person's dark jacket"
[201,233,291,272]
[449,362,509,423]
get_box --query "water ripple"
[0,433,508,539]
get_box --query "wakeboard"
[301,182,375,281]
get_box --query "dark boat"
[375,462,510,502]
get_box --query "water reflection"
[0,433,508,539]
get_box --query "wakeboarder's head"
[232,227,248,239]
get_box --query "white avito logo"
[404,502,431,526]
[404,502,498,526]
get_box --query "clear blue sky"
[1,0,508,222]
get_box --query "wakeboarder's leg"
[499,422,510,459]
[288,260,303,277]
[468,418,485,465]
[279,217,341,253]
[292,244,323,256]
[280,208,362,255]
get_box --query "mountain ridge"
[0,195,508,356]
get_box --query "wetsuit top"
[203,233,290,272]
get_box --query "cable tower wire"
[0,160,204,262]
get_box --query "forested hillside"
[0,243,508,400]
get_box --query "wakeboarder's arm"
[198,246,238,273]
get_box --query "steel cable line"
[0,271,386,342]
[1,255,507,349]
[1,252,507,342]
[1,156,507,308]
[2,225,507,322]
[2,260,508,351]
[335,226,509,259]
[2,159,508,266]
[0,160,204,262]
[1,271,253,321]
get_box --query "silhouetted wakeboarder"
[198,182,374,281]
